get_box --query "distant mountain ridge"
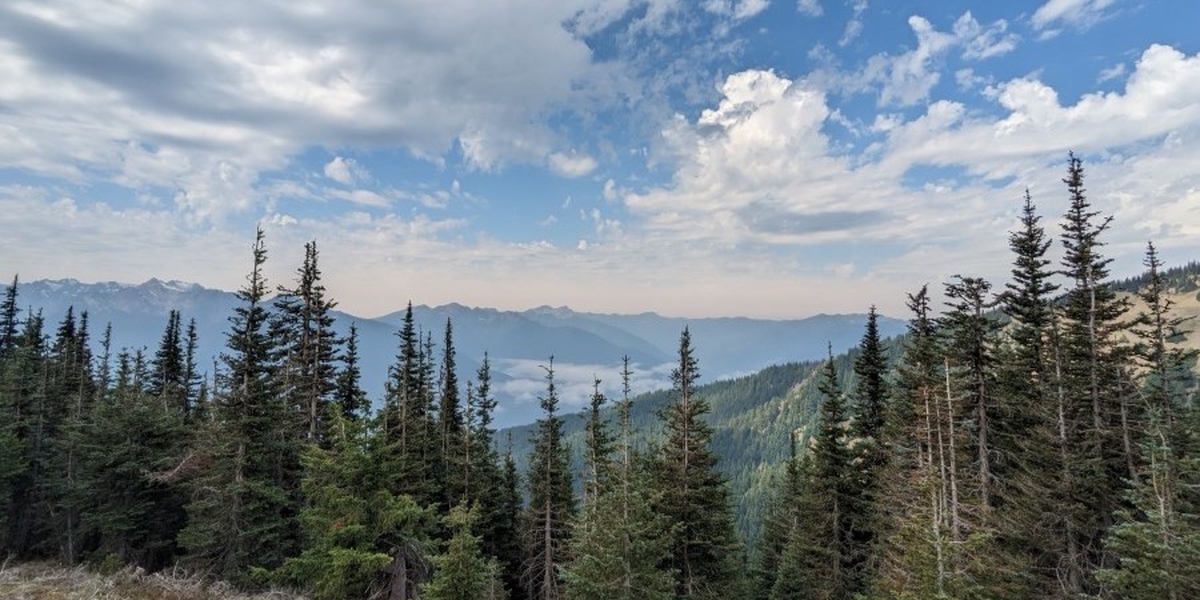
[10,277,905,427]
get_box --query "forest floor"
[0,561,308,600]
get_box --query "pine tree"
[522,357,575,600]
[496,442,525,597]
[654,328,740,599]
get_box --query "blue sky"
[2,0,1198,318]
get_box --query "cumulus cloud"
[622,43,1200,314]
[323,156,368,185]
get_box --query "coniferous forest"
[1,155,1198,599]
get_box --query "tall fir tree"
[1096,242,1200,599]
[273,240,341,444]
[1055,152,1132,593]
[437,317,467,510]
[654,327,740,599]
[847,306,889,593]
[563,359,674,600]
[522,357,575,600]
[333,323,370,421]
[180,226,298,584]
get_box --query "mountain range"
[9,277,905,427]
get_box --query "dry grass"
[0,561,308,600]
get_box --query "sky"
[1,0,1198,319]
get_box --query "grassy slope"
[0,562,307,600]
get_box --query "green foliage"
[277,408,435,600]
[424,502,507,600]
[653,328,741,599]
[523,357,576,600]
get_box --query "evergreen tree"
[1097,242,1200,599]
[84,346,189,570]
[654,328,740,599]
[424,502,508,600]
[0,275,19,354]
[847,306,889,592]
[379,303,435,505]
[273,240,341,444]
[496,442,526,597]
[1055,152,1132,593]
[564,360,674,600]
[522,357,575,600]
[581,377,614,505]
[777,350,854,600]
[2,310,46,556]
[333,323,370,421]
[437,317,467,509]
[278,408,436,600]
[180,226,298,584]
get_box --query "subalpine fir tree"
[1056,152,1132,593]
[424,502,508,600]
[379,303,436,505]
[84,337,189,570]
[776,350,854,600]
[994,191,1059,596]
[847,306,889,592]
[563,360,674,600]
[522,357,575,600]
[278,407,436,600]
[180,226,298,584]
[654,328,740,599]
[1097,242,1200,599]
[2,309,45,556]
[437,318,467,510]
[43,307,96,563]
[333,323,370,422]
[273,240,341,444]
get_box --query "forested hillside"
[1,155,1198,599]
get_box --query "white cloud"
[323,156,368,185]
[839,0,869,46]
[837,12,1022,107]
[954,12,1019,60]
[1098,62,1127,83]
[797,0,823,17]
[0,0,646,220]
[1032,0,1119,31]
[548,151,599,177]
[621,43,1200,316]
